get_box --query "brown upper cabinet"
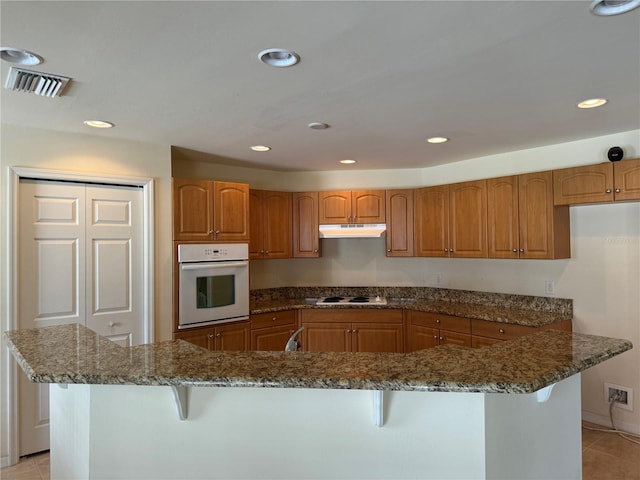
[319,190,386,224]
[553,158,640,205]
[249,190,292,259]
[173,178,250,242]
[414,180,487,258]
[292,192,321,258]
[385,189,414,257]
[488,171,570,259]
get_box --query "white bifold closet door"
[18,179,144,456]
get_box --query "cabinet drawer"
[301,309,403,324]
[251,310,296,329]
[471,335,503,348]
[471,319,536,340]
[409,311,471,334]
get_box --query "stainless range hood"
[319,224,386,239]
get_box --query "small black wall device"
[607,146,623,162]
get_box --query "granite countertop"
[4,324,631,394]
[250,298,569,327]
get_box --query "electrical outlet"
[604,383,633,411]
[544,280,555,295]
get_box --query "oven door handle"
[180,261,248,271]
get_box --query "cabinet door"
[553,163,613,205]
[251,325,296,351]
[214,321,250,351]
[263,191,292,259]
[319,191,351,224]
[302,322,351,352]
[487,176,520,259]
[172,178,214,241]
[519,171,570,259]
[449,180,487,258]
[213,181,250,241]
[352,190,385,223]
[293,192,320,257]
[438,331,472,347]
[614,158,640,201]
[249,190,264,259]
[353,323,403,353]
[385,189,414,256]
[471,336,502,348]
[414,185,449,257]
[174,327,214,350]
[405,324,439,352]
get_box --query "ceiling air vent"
[4,66,70,97]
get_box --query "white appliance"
[315,296,387,305]
[178,244,249,329]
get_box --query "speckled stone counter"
[5,323,631,394]
[249,286,573,326]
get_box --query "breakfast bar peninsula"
[4,324,632,480]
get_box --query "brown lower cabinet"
[406,310,572,351]
[470,318,573,347]
[174,321,250,351]
[300,309,403,353]
[405,311,472,351]
[250,310,297,351]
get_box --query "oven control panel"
[178,243,248,263]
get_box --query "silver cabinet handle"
[387,249,391,252]
[439,337,444,341]
[499,329,505,334]
[208,334,214,338]
[444,248,449,252]
[512,249,518,252]
[519,248,525,252]
[615,188,621,193]
[314,249,318,253]
[605,189,612,193]
[215,333,221,337]
[436,319,441,324]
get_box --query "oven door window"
[196,274,235,309]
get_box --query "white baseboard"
[582,410,640,435]
[1,455,11,468]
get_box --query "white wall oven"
[178,244,249,329]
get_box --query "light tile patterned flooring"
[2,423,639,479]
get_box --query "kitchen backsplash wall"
[250,286,573,316]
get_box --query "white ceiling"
[1,1,639,172]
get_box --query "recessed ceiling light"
[258,48,300,68]
[0,47,43,66]
[308,122,330,130]
[590,0,640,16]
[250,145,271,152]
[83,120,114,129]
[577,98,608,109]
[427,137,449,144]
[340,159,356,165]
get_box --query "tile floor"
[1,423,639,479]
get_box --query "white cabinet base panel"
[50,375,582,480]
